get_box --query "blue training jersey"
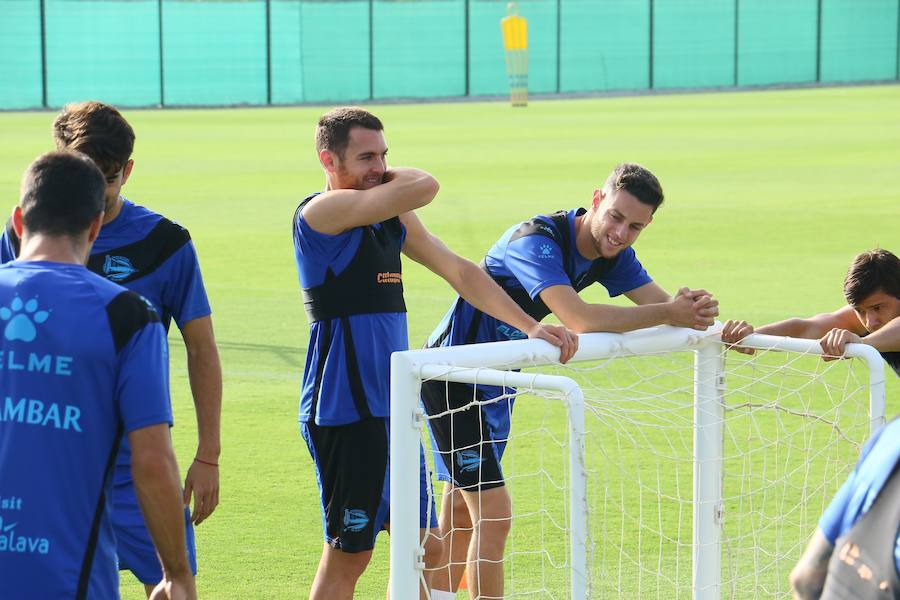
[0,261,171,599]
[293,203,408,426]
[819,418,900,573]
[1,198,211,524]
[426,209,651,434]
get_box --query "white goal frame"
[389,324,887,599]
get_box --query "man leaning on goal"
[721,249,900,376]
[422,162,720,600]
[721,249,900,598]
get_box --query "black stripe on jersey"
[340,316,373,420]
[105,290,161,354]
[883,351,900,377]
[87,217,191,285]
[310,320,333,422]
[76,424,123,600]
[4,217,20,256]
[464,306,483,345]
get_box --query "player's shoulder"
[510,210,573,245]
[101,286,162,353]
[123,200,192,243]
[96,200,193,270]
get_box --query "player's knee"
[481,487,512,521]
[321,547,372,581]
[472,489,512,549]
[422,532,445,569]
[451,492,473,529]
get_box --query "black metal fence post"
[159,0,165,106]
[266,0,272,105]
[464,0,470,96]
[734,0,740,86]
[369,0,374,100]
[556,0,561,93]
[648,0,654,89]
[816,0,823,82]
[40,0,47,108]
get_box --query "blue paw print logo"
[538,243,554,259]
[1,297,50,342]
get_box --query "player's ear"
[11,206,23,237]
[121,159,134,185]
[592,188,603,209]
[86,211,104,245]
[319,149,336,173]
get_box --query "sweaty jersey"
[0,261,170,599]
[293,193,408,426]
[2,199,210,333]
[1,198,211,523]
[819,418,900,574]
[426,208,651,434]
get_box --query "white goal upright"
[390,325,886,599]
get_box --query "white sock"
[430,590,457,600]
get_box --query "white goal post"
[389,324,887,599]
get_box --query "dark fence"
[1,0,898,109]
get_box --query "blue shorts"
[421,380,510,490]
[301,416,437,553]
[113,487,197,584]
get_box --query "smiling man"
[292,107,577,600]
[422,162,719,600]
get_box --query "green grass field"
[1,84,898,598]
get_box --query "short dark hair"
[20,151,106,237]
[315,107,383,158]
[53,101,135,176]
[843,249,900,306]
[604,163,664,212]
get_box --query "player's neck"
[18,234,90,266]
[573,213,599,260]
[102,196,125,225]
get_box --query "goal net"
[389,325,887,599]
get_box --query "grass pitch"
[0,84,898,598]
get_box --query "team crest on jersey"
[0,296,50,343]
[343,509,369,532]
[102,255,137,282]
[455,449,483,473]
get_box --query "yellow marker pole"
[501,3,528,106]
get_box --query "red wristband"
[193,457,219,468]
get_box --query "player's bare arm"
[400,211,577,363]
[722,307,864,355]
[180,315,222,525]
[789,529,833,600]
[130,424,198,599]
[540,281,718,334]
[302,168,439,235]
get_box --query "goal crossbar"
[389,324,887,599]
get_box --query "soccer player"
[720,249,900,377]
[421,162,719,600]
[0,101,222,596]
[293,106,577,600]
[788,416,900,599]
[0,151,195,599]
